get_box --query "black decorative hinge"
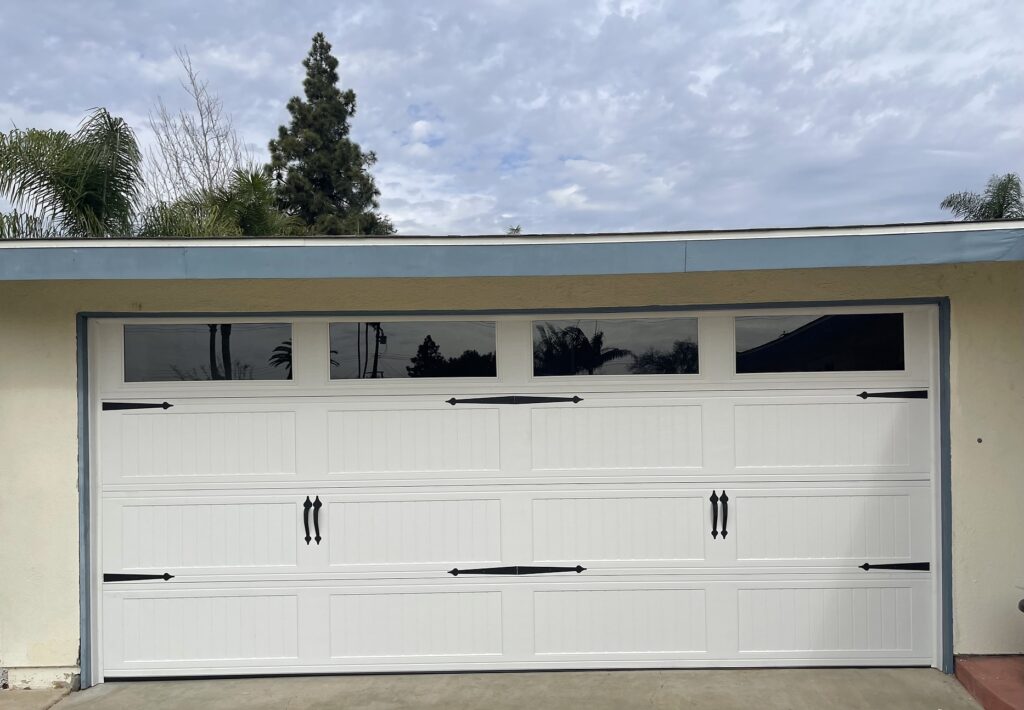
[103,401,173,411]
[448,565,586,576]
[857,390,927,399]
[104,572,175,581]
[446,395,583,406]
[859,562,930,571]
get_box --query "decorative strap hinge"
[446,396,583,406]
[102,401,173,411]
[449,565,586,576]
[857,390,927,399]
[859,562,930,571]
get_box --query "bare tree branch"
[142,48,253,206]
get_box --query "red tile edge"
[956,655,1024,710]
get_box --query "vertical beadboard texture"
[734,402,910,468]
[119,594,298,662]
[329,592,502,658]
[329,499,501,565]
[327,409,500,473]
[120,503,297,569]
[119,411,296,477]
[532,496,705,561]
[736,494,912,560]
[531,405,702,470]
[737,587,914,651]
[533,589,707,654]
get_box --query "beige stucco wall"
[1,262,1022,686]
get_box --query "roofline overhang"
[1,220,1023,281]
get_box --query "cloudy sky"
[3,1,1022,234]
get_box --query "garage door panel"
[102,406,298,484]
[729,486,930,564]
[735,580,931,657]
[103,496,307,575]
[329,591,503,659]
[326,497,502,567]
[732,398,928,474]
[103,591,300,669]
[327,407,500,476]
[533,588,707,655]
[531,494,707,563]
[530,403,702,472]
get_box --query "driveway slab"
[0,689,69,710]
[53,668,979,710]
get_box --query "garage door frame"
[76,297,953,687]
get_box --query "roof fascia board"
[1,227,1023,281]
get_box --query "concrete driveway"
[40,669,979,710]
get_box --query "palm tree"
[0,108,142,238]
[630,340,699,374]
[534,323,631,375]
[941,173,1023,221]
[137,166,303,237]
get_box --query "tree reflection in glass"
[124,323,292,382]
[533,318,699,376]
[533,324,630,376]
[329,322,497,379]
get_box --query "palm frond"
[0,108,143,237]
[941,173,1024,221]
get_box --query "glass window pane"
[124,323,293,381]
[533,318,699,376]
[735,313,904,373]
[329,321,497,379]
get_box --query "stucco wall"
[1,262,1022,686]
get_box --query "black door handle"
[302,496,312,545]
[720,491,729,539]
[313,496,322,545]
[710,491,719,539]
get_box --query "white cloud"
[548,184,589,208]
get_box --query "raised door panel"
[102,495,310,576]
[323,495,503,570]
[329,590,503,660]
[533,588,708,656]
[326,406,501,478]
[529,492,709,567]
[102,589,301,672]
[100,403,299,485]
[530,401,703,473]
[733,579,933,660]
[720,485,931,568]
[731,397,931,476]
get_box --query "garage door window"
[735,313,904,373]
[329,321,497,379]
[124,323,293,381]
[533,317,699,376]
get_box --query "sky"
[2,0,1022,235]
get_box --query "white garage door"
[90,307,940,678]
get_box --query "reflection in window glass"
[124,323,293,381]
[533,318,699,376]
[329,322,497,379]
[735,313,904,373]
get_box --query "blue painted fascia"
[3,228,1024,281]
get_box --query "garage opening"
[89,306,941,678]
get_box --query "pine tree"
[268,33,394,235]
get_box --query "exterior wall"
[0,262,1021,687]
